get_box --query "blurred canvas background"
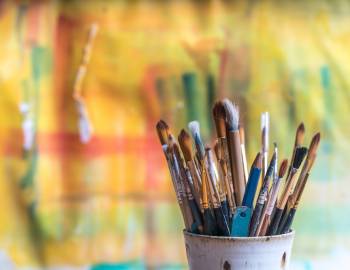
[0,0,350,269]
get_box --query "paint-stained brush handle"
[267,208,283,236]
[280,208,296,234]
[249,203,264,236]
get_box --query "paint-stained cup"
[183,230,295,270]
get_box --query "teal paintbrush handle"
[231,206,252,237]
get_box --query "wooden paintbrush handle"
[228,131,245,205]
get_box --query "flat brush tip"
[156,119,170,145]
[279,159,288,178]
[212,101,226,137]
[212,101,226,118]
[178,129,193,161]
[222,98,239,130]
[156,119,169,130]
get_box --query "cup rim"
[183,229,295,241]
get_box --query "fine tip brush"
[267,146,308,235]
[279,133,321,234]
[223,99,245,206]
[167,134,193,231]
[212,101,235,216]
[178,129,202,211]
[205,148,230,236]
[239,126,249,185]
[261,112,269,179]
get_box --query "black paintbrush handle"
[214,206,230,236]
[188,199,203,233]
[221,200,229,224]
[277,205,289,235]
[249,202,264,236]
[267,207,283,236]
[203,208,217,235]
[280,208,296,234]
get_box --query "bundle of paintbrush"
[156,99,321,237]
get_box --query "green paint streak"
[20,147,39,188]
[182,73,200,123]
[91,261,145,270]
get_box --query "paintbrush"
[255,143,278,236]
[205,148,230,236]
[267,146,308,235]
[201,153,218,235]
[249,151,276,236]
[173,140,203,233]
[286,123,305,181]
[178,129,202,211]
[223,99,245,206]
[257,159,288,236]
[279,133,320,234]
[212,102,235,216]
[239,126,249,185]
[167,134,193,231]
[261,112,269,179]
[188,121,206,162]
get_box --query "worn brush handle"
[203,209,217,236]
[267,208,283,236]
[249,202,264,236]
[214,206,230,236]
[277,202,291,234]
[280,208,296,234]
[188,199,203,233]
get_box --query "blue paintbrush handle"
[242,167,261,208]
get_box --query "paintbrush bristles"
[178,129,193,162]
[156,120,170,145]
[223,99,239,131]
[278,159,288,178]
[188,121,200,138]
[308,132,321,158]
[295,122,305,146]
[212,102,227,138]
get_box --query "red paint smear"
[1,129,164,160]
